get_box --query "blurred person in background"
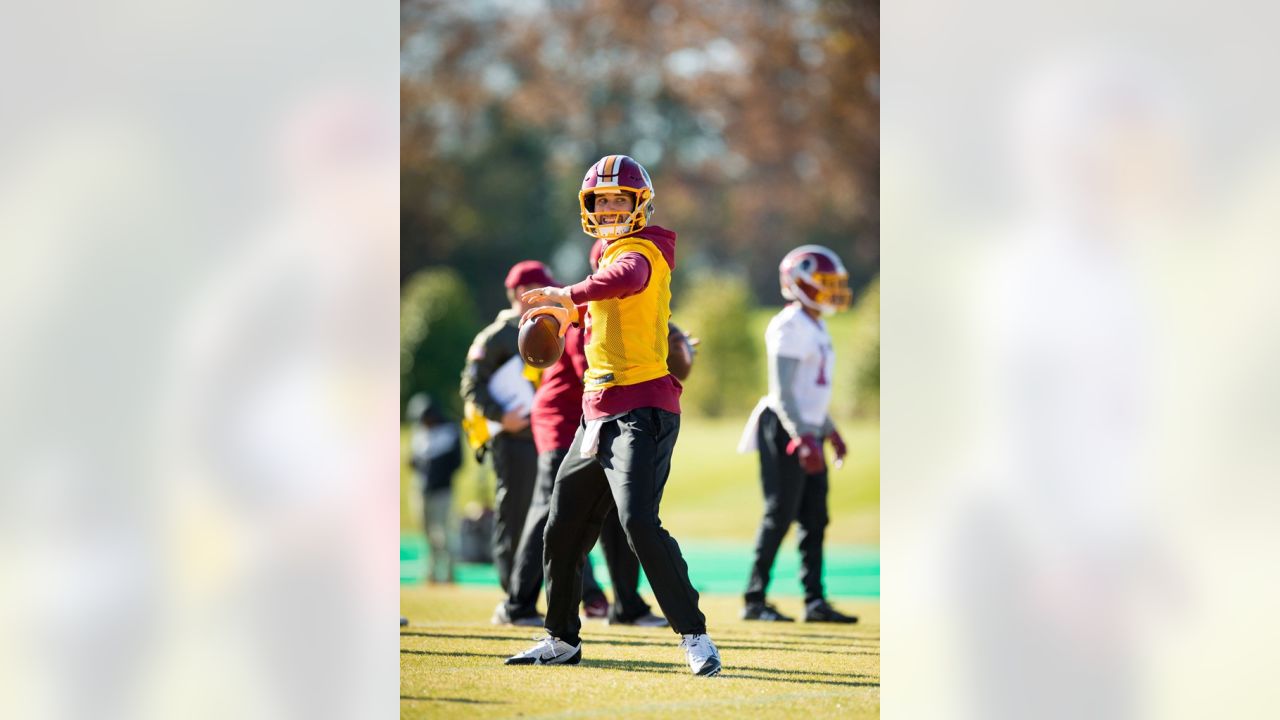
[459,261,555,595]
[407,393,461,584]
[737,245,859,624]
[495,239,668,628]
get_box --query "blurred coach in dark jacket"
[408,393,462,583]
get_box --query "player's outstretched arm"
[565,252,651,303]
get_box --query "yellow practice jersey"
[583,237,671,390]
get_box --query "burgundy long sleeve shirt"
[530,323,589,454]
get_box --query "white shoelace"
[526,635,557,659]
[680,634,713,663]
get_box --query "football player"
[505,155,721,676]
[458,261,555,596]
[495,243,668,628]
[737,246,859,624]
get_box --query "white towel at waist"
[737,397,771,454]
[580,418,605,459]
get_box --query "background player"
[407,393,462,584]
[459,261,554,595]
[737,245,860,624]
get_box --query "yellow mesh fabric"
[583,238,671,389]
[521,363,543,389]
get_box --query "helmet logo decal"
[779,245,853,316]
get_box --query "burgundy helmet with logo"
[579,154,655,240]
[779,245,853,315]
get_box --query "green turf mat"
[401,533,879,598]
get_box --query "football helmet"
[779,245,853,315]
[579,154,655,239]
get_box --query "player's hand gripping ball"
[519,310,565,369]
[667,322,698,381]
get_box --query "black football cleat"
[491,602,545,627]
[803,599,858,624]
[741,601,795,622]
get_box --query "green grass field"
[402,305,879,546]
[401,415,879,546]
[402,305,880,715]
[401,585,879,719]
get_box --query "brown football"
[667,322,695,381]
[519,314,564,369]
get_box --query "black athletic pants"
[744,407,830,604]
[544,408,706,645]
[489,432,537,594]
[505,448,653,621]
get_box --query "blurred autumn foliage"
[401,0,879,317]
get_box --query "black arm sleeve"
[459,332,508,422]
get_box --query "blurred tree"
[400,267,481,418]
[400,0,879,306]
[848,276,880,418]
[403,108,562,318]
[676,273,760,417]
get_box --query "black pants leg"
[489,433,537,595]
[745,408,810,604]
[543,426,615,645]
[506,447,608,617]
[794,466,829,602]
[598,507,652,622]
[581,550,605,602]
[504,448,564,616]
[601,409,705,636]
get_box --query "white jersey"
[739,304,835,453]
[765,303,835,425]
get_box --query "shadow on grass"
[720,664,878,681]
[400,696,499,704]
[739,644,877,654]
[585,634,879,657]
[402,631,879,657]
[401,648,879,687]
[724,672,879,688]
[398,628,878,644]
[402,648,502,659]
[738,630,880,642]
[580,657,879,687]
[402,630,532,641]
[601,625,876,644]
[401,622,880,638]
